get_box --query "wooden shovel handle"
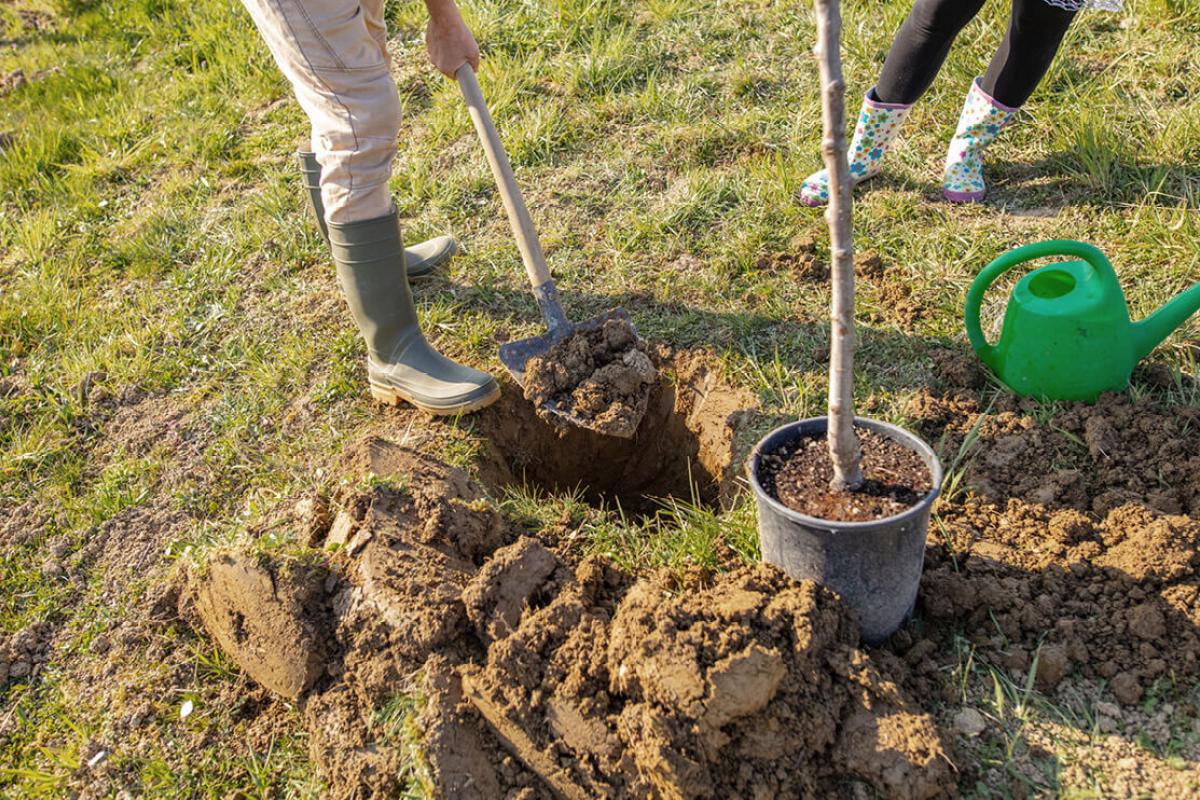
[456,65,553,292]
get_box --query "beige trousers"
[241,0,400,223]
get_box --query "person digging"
[241,0,500,414]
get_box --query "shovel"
[456,65,645,437]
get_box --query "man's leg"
[240,0,499,413]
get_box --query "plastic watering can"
[966,240,1200,401]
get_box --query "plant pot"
[747,417,943,644]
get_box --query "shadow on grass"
[990,153,1200,211]
[436,281,972,394]
[816,155,1198,213]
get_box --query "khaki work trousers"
[241,0,401,223]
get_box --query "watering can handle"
[965,240,1116,364]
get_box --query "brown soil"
[896,391,1200,709]
[522,316,656,439]
[167,362,1200,798]
[758,428,934,522]
[186,437,954,799]
[477,346,760,512]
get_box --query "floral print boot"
[943,78,1019,203]
[799,89,913,207]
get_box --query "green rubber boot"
[329,211,500,415]
[298,151,452,281]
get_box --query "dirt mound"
[897,390,1200,708]
[464,563,953,800]
[916,498,1200,705]
[477,347,759,512]
[187,440,954,799]
[965,392,1200,517]
[523,316,657,439]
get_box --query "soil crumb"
[759,428,934,522]
[522,316,656,439]
[188,439,954,799]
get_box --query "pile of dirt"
[463,562,953,799]
[522,316,657,439]
[758,428,934,522]
[913,499,1200,705]
[478,346,759,513]
[185,438,955,799]
[897,389,1200,707]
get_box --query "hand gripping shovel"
[456,65,645,437]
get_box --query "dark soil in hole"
[476,347,759,513]
[759,429,933,522]
[522,316,656,439]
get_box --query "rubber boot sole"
[369,380,501,416]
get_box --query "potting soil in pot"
[522,316,656,438]
[759,428,934,522]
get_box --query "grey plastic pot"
[747,417,943,645]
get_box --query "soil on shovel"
[758,429,934,522]
[185,437,955,800]
[522,316,656,439]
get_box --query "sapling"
[813,0,864,491]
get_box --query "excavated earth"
[177,347,1200,798]
[186,438,954,799]
[522,316,657,440]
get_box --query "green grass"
[2,0,1199,795]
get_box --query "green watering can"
[966,240,1200,402]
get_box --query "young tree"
[813,0,864,491]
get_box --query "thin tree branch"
[814,0,864,491]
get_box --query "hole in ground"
[472,349,760,515]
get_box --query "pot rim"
[747,416,944,531]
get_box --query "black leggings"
[875,0,1077,108]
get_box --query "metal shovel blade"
[499,307,645,438]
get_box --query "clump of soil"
[477,346,760,512]
[191,554,329,700]
[522,316,656,439]
[0,621,55,686]
[187,438,954,799]
[758,429,934,522]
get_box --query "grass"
[2,0,1199,796]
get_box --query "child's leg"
[942,0,1077,202]
[799,0,988,207]
[875,0,989,105]
[981,0,1078,107]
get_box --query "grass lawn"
[2,0,1198,796]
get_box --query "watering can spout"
[1132,281,1200,361]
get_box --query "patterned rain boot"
[943,78,1019,203]
[799,88,914,207]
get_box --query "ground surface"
[2,0,1199,796]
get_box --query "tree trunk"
[814,0,864,491]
